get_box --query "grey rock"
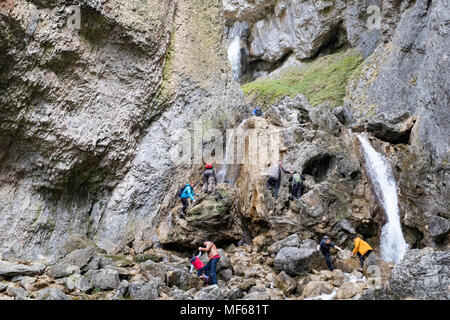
[427,216,450,242]
[48,247,96,278]
[267,234,301,254]
[6,286,28,300]
[128,281,160,300]
[194,285,224,300]
[219,269,233,282]
[0,261,45,277]
[111,280,129,300]
[0,282,8,292]
[241,291,270,300]
[86,269,120,291]
[390,248,450,300]
[36,287,70,300]
[274,246,324,276]
[66,274,92,292]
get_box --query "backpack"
[293,173,302,184]
[205,163,213,169]
[268,165,279,178]
[177,186,186,197]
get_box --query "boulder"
[390,248,450,300]
[274,246,324,276]
[6,286,27,300]
[267,234,301,254]
[36,287,70,300]
[66,274,92,292]
[48,247,96,278]
[427,216,450,242]
[336,282,360,300]
[302,281,334,298]
[111,280,129,300]
[274,271,297,295]
[0,261,45,277]
[85,269,120,291]
[194,285,224,300]
[158,188,242,248]
[59,234,105,255]
[242,291,270,300]
[237,278,256,292]
[128,281,160,300]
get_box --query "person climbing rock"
[288,171,303,200]
[190,251,210,284]
[202,163,217,194]
[251,106,263,117]
[266,160,292,198]
[179,182,196,217]
[198,239,220,285]
[350,236,373,270]
[317,235,344,271]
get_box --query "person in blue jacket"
[251,106,263,117]
[179,182,196,217]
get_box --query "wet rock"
[194,285,224,300]
[390,248,450,300]
[0,261,45,277]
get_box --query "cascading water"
[227,21,248,82]
[357,134,408,264]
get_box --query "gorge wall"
[0,0,448,271]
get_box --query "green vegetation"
[242,48,364,108]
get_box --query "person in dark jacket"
[288,171,304,200]
[316,236,344,271]
[266,160,292,198]
[202,163,217,194]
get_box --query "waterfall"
[227,21,248,82]
[357,134,408,264]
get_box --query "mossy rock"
[242,48,364,109]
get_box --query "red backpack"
[205,163,213,169]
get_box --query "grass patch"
[242,48,364,108]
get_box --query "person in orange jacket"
[350,236,373,269]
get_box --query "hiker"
[179,182,196,217]
[317,235,344,271]
[289,171,303,200]
[190,251,210,284]
[350,236,373,270]
[266,160,292,198]
[198,239,220,285]
[251,106,263,117]
[202,163,217,194]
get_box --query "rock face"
[390,248,450,300]
[0,0,245,259]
